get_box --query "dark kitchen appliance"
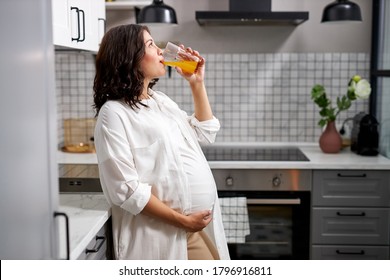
[195,0,309,26]
[59,164,102,193]
[202,146,311,260]
[350,112,379,156]
[202,146,309,162]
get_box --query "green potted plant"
[311,75,371,153]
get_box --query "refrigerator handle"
[54,211,70,260]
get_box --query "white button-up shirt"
[94,89,230,260]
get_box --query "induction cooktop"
[201,146,309,162]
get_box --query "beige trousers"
[187,231,220,260]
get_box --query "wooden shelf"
[105,1,150,10]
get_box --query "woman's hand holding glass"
[162,42,205,83]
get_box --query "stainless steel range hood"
[196,0,309,26]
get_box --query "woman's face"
[140,30,166,80]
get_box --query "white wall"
[107,0,372,53]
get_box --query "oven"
[202,146,311,260]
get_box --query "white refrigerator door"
[0,0,59,259]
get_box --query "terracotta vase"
[319,121,342,153]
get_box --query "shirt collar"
[130,89,159,114]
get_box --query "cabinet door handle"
[79,9,85,42]
[70,7,80,42]
[337,173,367,178]
[247,198,301,205]
[98,17,106,44]
[54,211,70,260]
[336,250,365,255]
[85,236,105,254]
[337,211,366,217]
[70,7,85,42]
[98,18,106,33]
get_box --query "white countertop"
[58,142,390,170]
[58,194,111,260]
[58,151,98,165]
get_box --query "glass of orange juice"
[162,42,200,74]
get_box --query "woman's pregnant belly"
[182,154,216,213]
[188,178,216,213]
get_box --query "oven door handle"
[246,198,301,205]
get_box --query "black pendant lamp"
[138,0,178,25]
[321,0,362,23]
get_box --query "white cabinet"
[52,0,106,52]
[52,0,70,47]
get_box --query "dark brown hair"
[93,24,157,116]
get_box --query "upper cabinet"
[52,0,106,52]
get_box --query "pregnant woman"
[93,24,229,260]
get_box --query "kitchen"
[1,0,390,272]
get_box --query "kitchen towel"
[218,197,250,243]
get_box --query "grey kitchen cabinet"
[311,170,390,260]
[311,245,389,260]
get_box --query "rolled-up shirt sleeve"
[95,109,151,215]
[99,156,151,215]
[188,114,221,144]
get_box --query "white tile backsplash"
[55,51,370,147]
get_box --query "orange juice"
[163,60,199,74]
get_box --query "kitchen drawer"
[311,245,389,260]
[77,223,107,260]
[313,170,390,207]
[312,208,390,245]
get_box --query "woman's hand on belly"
[141,194,212,232]
[180,210,212,232]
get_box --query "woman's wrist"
[190,80,206,95]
